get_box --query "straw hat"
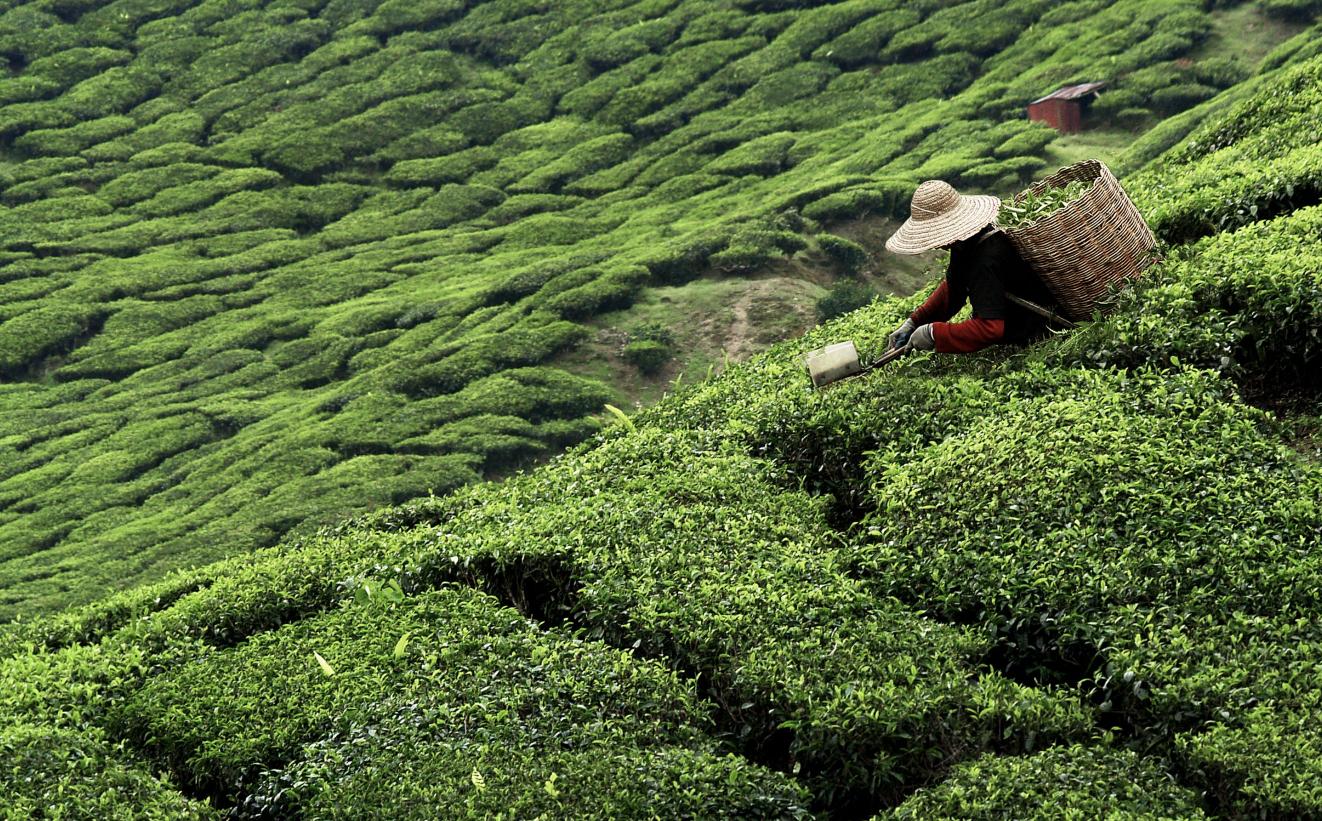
[885,180,1000,255]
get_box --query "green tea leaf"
[313,651,335,677]
[603,403,635,432]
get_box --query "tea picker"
[807,160,1155,389]
[804,292,1066,389]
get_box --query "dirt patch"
[1281,414,1322,463]
[703,277,819,363]
[1295,428,1321,463]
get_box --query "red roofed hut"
[1027,82,1105,134]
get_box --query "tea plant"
[888,745,1208,819]
[116,586,811,816]
[1129,53,1322,242]
[997,178,1093,228]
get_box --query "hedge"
[384,429,1091,804]
[816,232,868,273]
[887,745,1208,820]
[1130,54,1322,242]
[116,586,810,816]
[0,722,215,820]
[1058,204,1322,385]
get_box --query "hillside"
[6,0,1320,618]
[4,13,1322,814]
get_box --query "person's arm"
[930,317,1006,352]
[910,278,965,325]
[905,250,977,350]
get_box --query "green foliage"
[997,179,1093,228]
[815,10,922,67]
[630,320,676,348]
[960,155,1046,186]
[1192,56,1250,90]
[1131,54,1322,242]
[816,280,875,322]
[541,265,648,318]
[117,586,809,816]
[889,744,1208,819]
[816,233,868,273]
[803,179,914,222]
[0,302,103,376]
[848,363,1322,810]
[1258,0,1322,22]
[706,219,807,274]
[637,285,1322,816]
[705,131,797,176]
[1180,704,1322,817]
[1151,81,1219,114]
[623,339,672,374]
[0,723,215,819]
[1059,204,1322,382]
[4,4,1320,815]
[992,122,1058,159]
[381,429,1089,803]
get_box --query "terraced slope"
[3,43,1322,818]
[5,0,1310,618]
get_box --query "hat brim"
[885,194,1001,255]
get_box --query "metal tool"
[806,341,912,388]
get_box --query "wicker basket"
[998,159,1156,322]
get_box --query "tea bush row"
[885,744,1207,820]
[389,429,1090,805]
[635,270,1322,815]
[0,605,224,817]
[854,364,1320,687]
[0,722,214,820]
[1056,202,1322,386]
[1130,53,1322,242]
[116,586,811,817]
[6,418,1084,810]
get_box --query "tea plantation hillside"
[3,42,1322,818]
[5,0,1321,619]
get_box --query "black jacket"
[947,226,1055,341]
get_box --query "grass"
[1036,127,1140,179]
[1193,2,1311,70]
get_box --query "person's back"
[947,227,1053,343]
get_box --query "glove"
[888,318,916,350]
[909,323,936,351]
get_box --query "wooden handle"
[1004,292,1076,328]
[869,343,913,368]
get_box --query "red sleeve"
[910,280,956,325]
[932,317,1006,353]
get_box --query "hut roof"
[1029,82,1106,105]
